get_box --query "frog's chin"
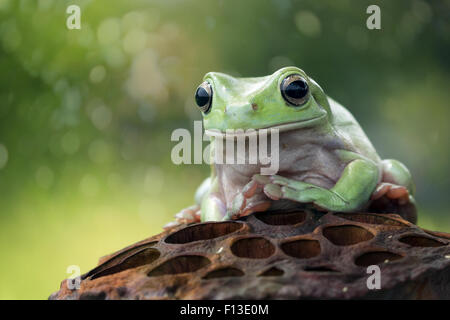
[205,114,327,138]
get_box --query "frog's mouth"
[205,114,327,138]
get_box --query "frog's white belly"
[214,128,351,209]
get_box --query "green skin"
[171,67,417,227]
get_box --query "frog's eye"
[280,74,309,106]
[195,81,213,113]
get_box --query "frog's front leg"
[258,159,379,212]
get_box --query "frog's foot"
[228,179,271,220]
[163,204,201,230]
[253,173,362,212]
[371,183,410,205]
[260,175,324,203]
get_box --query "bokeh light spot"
[126,49,168,103]
[103,45,127,68]
[90,105,112,130]
[0,0,12,11]
[97,18,121,45]
[294,11,321,37]
[123,28,147,55]
[143,166,165,195]
[89,65,106,84]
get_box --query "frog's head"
[194,66,332,134]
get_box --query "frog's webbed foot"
[257,159,381,214]
[257,175,312,199]
[227,178,271,220]
[371,183,410,205]
[257,174,344,208]
[163,204,201,230]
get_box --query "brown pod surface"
[49,211,450,300]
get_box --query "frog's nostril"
[251,103,258,111]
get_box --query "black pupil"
[195,87,210,107]
[285,80,308,99]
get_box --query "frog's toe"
[175,210,193,221]
[231,193,246,213]
[263,183,282,200]
[386,186,409,199]
[240,201,271,218]
[368,190,417,224]
[163,221,181,230]
[228,200,271,220]
[268,175,291,186]
[252,174,271,185]
[263,181,316,202]
[371,183,392,200]
[232,180,264,213]
[269,175,313,191]
[371,183,410,205]
[173,204,201,225]
[242,179,263,198]
[280,185,314,202]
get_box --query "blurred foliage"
[0,0,448,299]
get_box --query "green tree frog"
[167,67,416,228]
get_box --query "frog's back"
[328,97,381,163]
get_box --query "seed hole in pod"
[96,241,158,266]
[90,248,161,280]
[303,266,338,273]
[323,225,374,246]
[165,221,243,244]
[399,235,446,247]
[147,255,210,277]
[334,213,407,227]
[255,211,307,226]
[258,267,284,277]
[83,242,158,280]
[281,239,321,259]
[355,251,403,267]
[231,237,275,259]
[203,267,244,279]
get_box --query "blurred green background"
[0,0,448,299]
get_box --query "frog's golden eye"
[280,74,309,106]
[195,81,213,113]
